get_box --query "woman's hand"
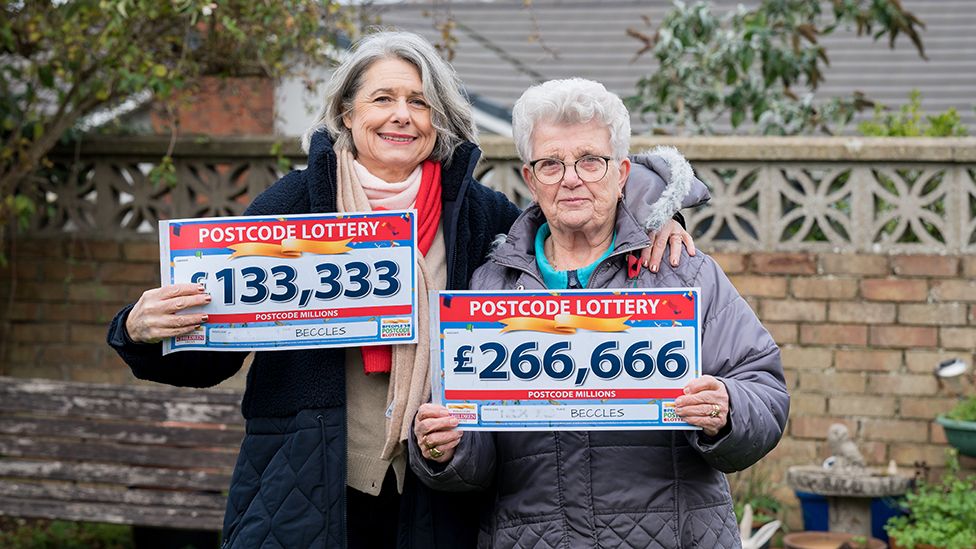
[125,283,211,344]
[414,403,463,463]
[642,218,696,273]
[674,375,729,437]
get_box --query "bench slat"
[0,496,226,531]
[0,417,244,447]
[0,460,231,491]
[0,435,239,470]
[0,480,226,509]
[0,390,242,424]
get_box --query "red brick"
[67,283,122,302]
[11,323,68,343]
[40,303,101,322]
[765,322,798,345]
[861,278,928,302]
[867,374,938,396]
[66,240,121,261]
[38,345,99,366]
[898,303,968,325]
[69,366,130,384]
[905,350,975,374]
[798,371,865,393]
[931,423,948,444]
[5,302,42,321]
[15,281,68,302]
[890,443,952,468]
[800,324,867,346]
[821,254,888,275]
[869,326,937,348]
[6,260,41,279]
[829,302,896,323]
[829,395,896,417]
[790,277,859,300]
[790,416,857,439]
[14,239,65,259]
[46,260,97,283]
[122,241,161,262]
[835,350,902,372]
[791,394,827,415]
[964,257,976,278]
[69,324,110,344]
[750,253,817,275]
[7,343,39,364]
[760,300,827,322]
[861,419,929,442]
[4,364,66,380]
[941,327,976,350]
[710,253,746,274]
[931,279,976,302]
[96,262,159,284]
[729,275,788,298]
[781,347,834,371]
[153,76,274,135]
[890,255,959,277]
[765,438,819,464]
[900,397,958,420]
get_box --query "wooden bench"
[0,376,244,531]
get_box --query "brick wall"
[150,76,275,136]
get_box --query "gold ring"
[429,446,444,459]
[422,435,434,450]
[709,404,720,418]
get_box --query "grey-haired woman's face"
[521,119,630,238]
[342,57,436,182]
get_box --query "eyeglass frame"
[527,154,614,185]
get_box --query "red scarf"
[361,160,442,374]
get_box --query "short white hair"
[302,31,477,164]
[512,78,631,162]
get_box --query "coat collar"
[491,201,651,275]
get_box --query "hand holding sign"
[127,283,211,343]
[674,375,730,436]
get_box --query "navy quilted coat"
[107,132,520,548]
[410,172,790,547]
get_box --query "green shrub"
[885,450,976,549]
[858,90,969,137]
[0,518,132,549]
[945,396,976,422]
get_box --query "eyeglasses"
[528,155,613,185]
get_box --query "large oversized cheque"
[432,289,702,430]
[159,211,417,354]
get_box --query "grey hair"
[512,78,630,162]
[301,31,477,164]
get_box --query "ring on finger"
[422,435,434,450]
[709,404,721,418]
[429,446,444,459]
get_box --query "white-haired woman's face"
[522,119,630,237]
[343,57,436,182]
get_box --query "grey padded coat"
[410,154,790,549]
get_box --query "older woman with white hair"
[108,32,697,548]
[411,78,789,548]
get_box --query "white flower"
[201,3,216,17]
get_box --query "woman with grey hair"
[108,33,697,548]
[411,78,789,548]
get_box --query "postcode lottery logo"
[662,402,681,423]
[380,318,412,339]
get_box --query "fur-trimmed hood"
[627,146,710,231]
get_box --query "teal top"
[534,222,616,289]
